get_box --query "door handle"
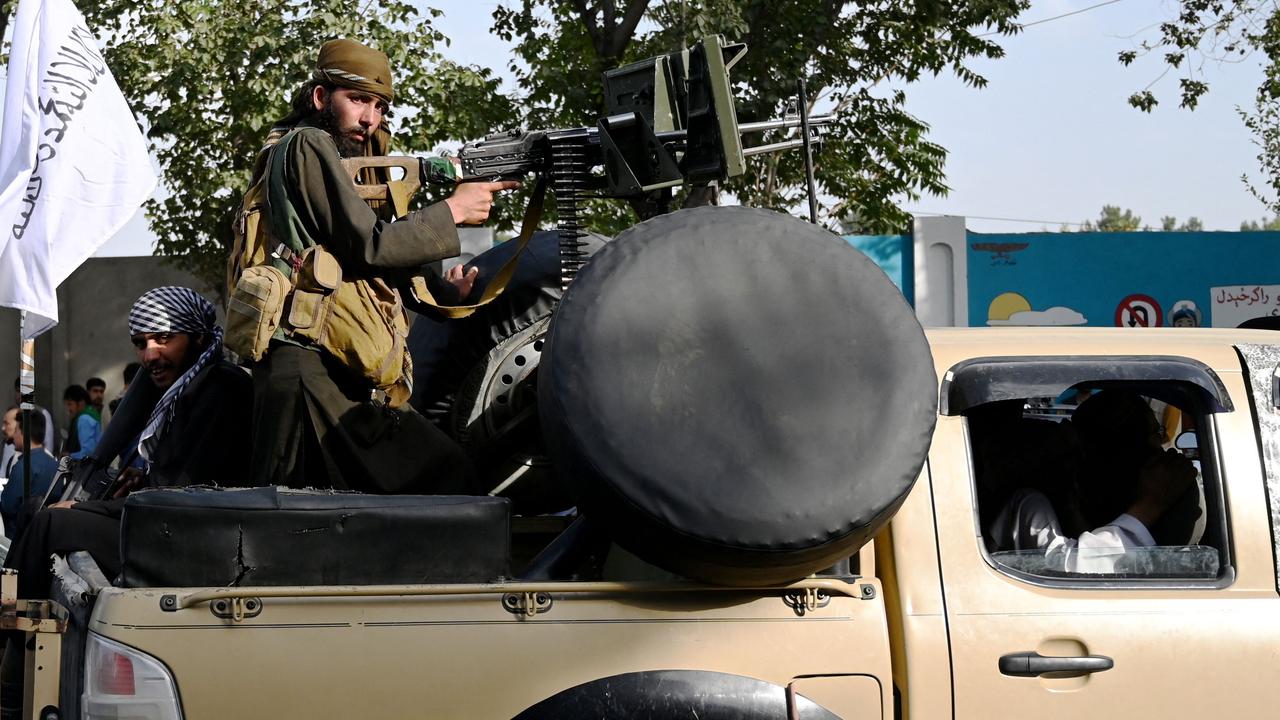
[998,651,1114,677]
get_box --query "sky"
[81,0,1274,253]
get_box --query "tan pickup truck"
[11,209,1280,720]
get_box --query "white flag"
[0,0,157,339]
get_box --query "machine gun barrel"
[742,136,825,157]
[738,114,834,134]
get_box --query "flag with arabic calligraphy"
[0,0,156,339]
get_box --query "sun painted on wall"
[986,292,1088,326]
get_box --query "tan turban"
[261,39,397,217]
[312,38,394,103]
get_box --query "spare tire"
[538,206,937,585]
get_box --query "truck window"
[963,377,1231,585]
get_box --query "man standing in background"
[1,381,55,472]
[85,377,106,420]
[0,408,55,538]
[61,385,100,460]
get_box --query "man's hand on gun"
[445,179,521,225]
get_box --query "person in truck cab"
[987,389,1199,573]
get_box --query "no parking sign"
[1114,294,1163,327]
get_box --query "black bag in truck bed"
[118,486,510,587]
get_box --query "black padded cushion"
[538,206,937,585]
[119,487,509,588]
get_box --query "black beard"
[316,103,365,157]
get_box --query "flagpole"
[17,311,34,505]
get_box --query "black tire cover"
[538,206,937,585]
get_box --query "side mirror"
[1174,430,1199,460]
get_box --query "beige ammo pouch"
[226,265,290,361]
[286,246,342,331]
[284,246,412,406]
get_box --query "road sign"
[1114,294,1163,328]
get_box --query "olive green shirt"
[266,119,459,273]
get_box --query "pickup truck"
[9,208,1280,720]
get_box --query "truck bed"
[89,577,891,718]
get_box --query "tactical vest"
[226,128,546,408]
[225,128,415,407]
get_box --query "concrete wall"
[0,257,218,441]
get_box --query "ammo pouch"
[285,246,414,407]
[226,265,290,361]
[225,143,282,362]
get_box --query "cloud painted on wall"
[988,306,1088,326]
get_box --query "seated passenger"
[973,406,1087,550]
[988,390,1198,573]
[4,287,255,597]
[1,287,261,715]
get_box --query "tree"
[492,0,1030,235]
[13,1,513,289]
[1118,3,1280,214]
[1080,205,1142,232]
[1241,215,1280,230]
[1161,215,1205,231]
[7,1,1033,284]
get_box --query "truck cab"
[887,328,1280,719]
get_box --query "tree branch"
[571,0,602,50]
[603,0,616,36]
[606,0,650,61]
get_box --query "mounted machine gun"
[455,35,833,288]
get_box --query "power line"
[908,210,1090,227]
[977,0,1129,38]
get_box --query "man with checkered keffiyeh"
[3,287,255,601]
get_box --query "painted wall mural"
[842,229,1278,328]
[967,231,1280,328]
[985,292,1088,326]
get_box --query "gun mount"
[457,35,832,289]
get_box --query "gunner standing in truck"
[238,39,516,494]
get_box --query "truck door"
[928,353,1280,719]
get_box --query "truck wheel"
[451,317,573,514]
[538,206,937,585]
[514,670,841,719]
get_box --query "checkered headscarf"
[128,287,223,462]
